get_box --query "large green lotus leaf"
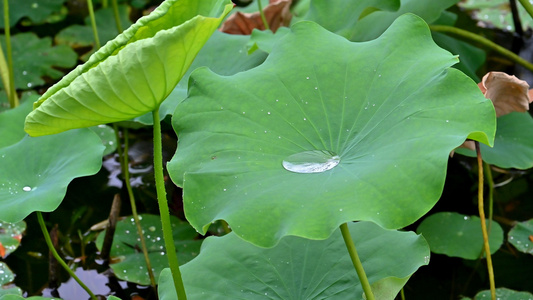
[159,222,430,300]
[168,15,496,247]
[95,214,202,285]
[0,129,104,223]
[0,220,25,258]
[455,112,533,169]
[350,0,459,41]
[24,0,233,137]
[416,212,503,260]
[0,33,77,90]
[0,0,66,28]
[508,219,533,255]
[131,30,268,125]
[473,288,533,299]
[0,96,35,148]
[55,5,133,61]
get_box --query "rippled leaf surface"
[168,15,495,247]
[24,0,233,136]
[95,214,202,285]
[159,222,430,300]
[416,212,503,260]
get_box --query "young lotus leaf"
[0,128,104,223]
[508,219,533,255]
[416,212,503,260]
[455,112,533,169]
[95,214,202,285]
[159,222,430,300]
[168,15,495,247]
[131,30,268,125]
[24,0,233,137]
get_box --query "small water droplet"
[424,255,430,264]
[148,226,156,232]
[339,208,343,212]
[446,120,449,123]
[314,86,318,90]
[306,77,309,79]
[31,3,39,8]
[27,82,33,88]
[242,112,246,114]
[303,117,307,121]
[282,150,340,174]
[22,71,28,75]
[267,112,271,115]
[22,186,32,192]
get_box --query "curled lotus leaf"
[168,14,496,247]
[24,0,233,136]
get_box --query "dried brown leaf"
[220,0,292,35]
[478,71,531,117]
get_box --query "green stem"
[475,142,496,300]
[484,162,494,234]
[153,108,187,299]
[517,0,533,19]
[87,0,101,49]
[401,288,405,300]
[37,212,97,300]
[3,0,18,108]
[340,222,375,300]
[111,0,123,33]
[113,125,157,288]
[102,0,108,8]
[430,25,533,72]
[257,0,269,30]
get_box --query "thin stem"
[153,108,187,299]
[102,0,108,8]
[3,0,18,108]
[117,127,157,288]
[37,212,97,300]
[430,25,533,72]
[340,223,375,300]
[518,0,533,20]
[475,142,496,300]
[257,0,269,30]
[484,162,494,234]
[111,0,123,33]
[87,0,101,49]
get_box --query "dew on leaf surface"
[282,150,340,173]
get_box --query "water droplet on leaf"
[282,150,340,173]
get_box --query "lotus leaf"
[0,33,77,90]
[508,219,533,255]
[416,212,503,260]
[168,14,495,247]
[473,288,533,299]
[24,0,233,136]
[0,0,66,28]
[0,129,104,223]
[159,222,430,300]
[455,112,533,169]
[95,214,202,285]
